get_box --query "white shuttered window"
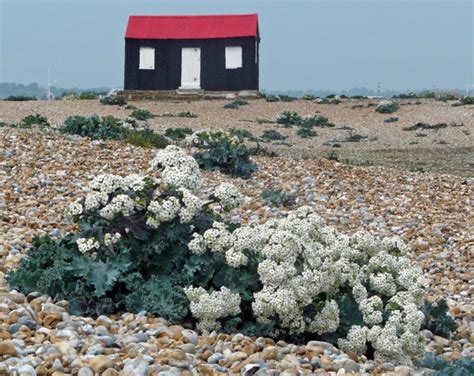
[139,47,155,70]
[225,46,243,69]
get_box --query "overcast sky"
[0,0,472,91]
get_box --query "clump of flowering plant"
[186,129,257,178]
[10,145,431,364]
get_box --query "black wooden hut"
[124,14,260,92]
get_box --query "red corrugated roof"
[125,14,258,40]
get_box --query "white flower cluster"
[66,201,83,217]
[151,145,201,192]
[76,237,99,257]
[183,286,241,331]
[214,182,244,210]
[104,232,121,246]
[186,203,427,364]
[99,194,136,220]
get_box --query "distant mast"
[46,68,55,100]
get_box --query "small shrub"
[301,94,317,100]
[393,92,417,99]
[130,109,154,120]
[125,129,168,149]
[384,117,399,123]
[276,111,303,127]
[224,99,249,109]
[19,114,49,128]
[375,100,399,114]
[177,111,198,118]
[100,96,127,106]
[60,115,124,140]
[261,129,287,141]
[165,127,193,140]
[125,104,137,110]
[421,299,457,338]
[437,94,456,102]
[303,115,335,128]
[418,352,473,375]
[261,189,296,207]
[279,95,297,102]
[351,104,364,109]
[78,92,98,100]
[60,115,168,149]
[188,130,257,178]
[4,95,37,101]
[297,125,317,138]
[403,122,447,131]
[460,96,474,105]
[265,95,280,102]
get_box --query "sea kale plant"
[375,100,400,114]
[9,146,430,365]
[186,130,257,178]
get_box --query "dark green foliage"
[303,115,335,128]
[125,129,169,149]
[277,111,303,127]
[19,114,49,128]
[224,99,249,109]
[301,94,317,100]
[343,133,369,142]
[60,115,168,149]
[60,115,125,140]
[192,131,257,178]
[384,117,399,123]
[78,92,98,100]
[403,122,447,131]
[4,95,37,101]
[125,104,137,110]
[261,129,287,141]
[460,96,474,105]
[100,96,127,106]
[418,352,474,375]
[421,299,457,338]
[265,95,280,102]
[376,101,399,114]
[393,92,418,99]
[297,125,317,138]
[261,189,296,207]
[177,111,198,118]
[164,127,193,140]
[279,95,297,102]
[437,94,456,102]
[130,109,154,120]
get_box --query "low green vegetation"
[418,352,473,375]
[19,114,50,128]
[59,115,168,149]
[164,127,193,140]
[276,111,303,127]
[384,117,399,123]
[188,130,257,178]
[224,99,249,109]
[4,95,37,101]
[375,100,399,114]
[130,108,154,120]
[100,96,127,106]
[261,129,287,141]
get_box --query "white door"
[180,47,201,89]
